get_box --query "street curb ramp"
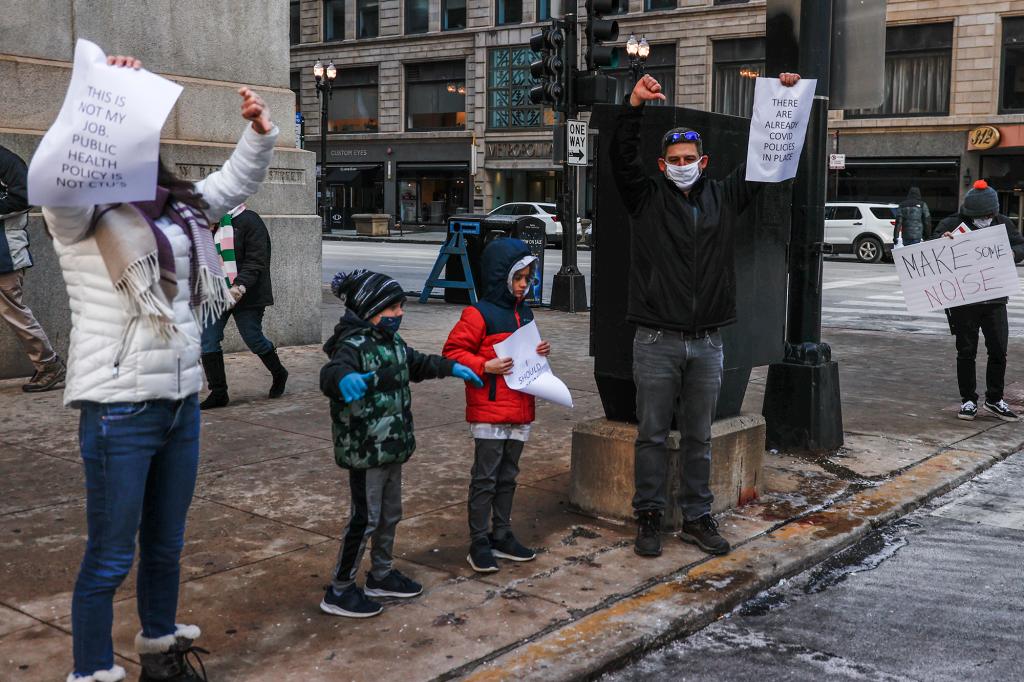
[449,442,1015,682]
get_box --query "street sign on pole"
[567,119,588,166]
[829,153,845,170]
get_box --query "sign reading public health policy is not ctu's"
[566,119,588,166]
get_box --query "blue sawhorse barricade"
[420,217,481,304]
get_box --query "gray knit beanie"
[962,180,999,218]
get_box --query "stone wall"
[0,0,321,379]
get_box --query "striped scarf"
[214,212,238,286]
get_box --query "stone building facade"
[0,0,320,378]
[291,0,1024,229]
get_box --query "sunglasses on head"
[665,131,701,143]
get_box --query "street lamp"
[314,59,337,233]
[626,35,650,88]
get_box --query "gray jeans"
[632,325,724,521]
[331,462,403,590]
[468,438,524,543]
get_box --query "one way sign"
[566,119,588,166]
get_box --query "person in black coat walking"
[200,204,288,408]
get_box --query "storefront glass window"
[357,0,379,38]
[1001,17,1024,113]
[406,0,429,34]
[496,0,522,25]
[846,23,952,118]
[406,61,467,130]
[712,37,765,117]
[606,43,675,107]
[444,0,467,30]
[399,170,469,225]
[489,47,553,129]
[324,0,345,41]
[327,67,379,133]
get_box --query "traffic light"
[529,22,567,110]
[585,0,620,70]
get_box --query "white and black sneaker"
[319,584,383,618]
[364,569,423,598]
[467,539,499,573]
[958,400,977,421]
[984,399,1020,422]
[490,534,536,562]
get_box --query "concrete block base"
[569,414,766,530]
[353,214,390,236]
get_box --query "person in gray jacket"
[895,186,932,246]
[0,144,65,392]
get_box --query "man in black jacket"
[611,72,801,558]
[930,180,1024,422]
[199,204,288,408]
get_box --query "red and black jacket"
[443,238,536,424]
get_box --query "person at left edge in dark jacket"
[199,203,288,409]
[0,143,66,392]
[319,269,482,618]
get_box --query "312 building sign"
[967,125,1001,151]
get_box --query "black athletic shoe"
[319,584,383,618]
[680,514,731,556]
[467,539,499,573]
[490,534,536,562]
[984,399,1020,422]
[634,510,662,557]
[364,569,423,598]
[958,400,977,421]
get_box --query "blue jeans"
[72,395,200,677]
[200,306,273,355]
[632,326,724,520]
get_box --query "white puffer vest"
[43,125,279,406]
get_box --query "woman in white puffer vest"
[43,55,279,682]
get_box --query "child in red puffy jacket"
[443,238,550,573]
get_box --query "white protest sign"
[492,321,573,408]
[744,77,816,183]
[28,39,183,206]
[894,227,1020,314]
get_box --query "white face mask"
[665,160,702,192]
[973,216,993,228]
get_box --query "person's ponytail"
[157,157,210,211]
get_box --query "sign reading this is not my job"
[745,77,816,183]
[895,228,1021,314]
[28,39,183,206]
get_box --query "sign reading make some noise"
[894,227,1020,315]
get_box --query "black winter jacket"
[929,212,1024,306]
[226,209,274,308]
[610,102,764,333]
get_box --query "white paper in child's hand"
[492,321,573,407]
[28,39,183,206]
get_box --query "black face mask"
[374,315,402,335]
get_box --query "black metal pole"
[319,86,329,234]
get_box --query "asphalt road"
[322,242,1024,336]
[603,451,1024,682]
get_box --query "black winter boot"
[634,510,663,557]
[258,348,289,399]
[137,624,208,681]
[199,352,229,410]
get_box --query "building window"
[324,0,345,41]
[496,0,522,25]
[610,0,628,14]
[327,67,379,133]
[645,0,675,11]
[290,1,301,45]
[537,0,550,21]
[606,42,676,107]
[290,70,301,105]
[846,23,952,118]
[406,61,467,130]
[444,0,467,30]
[406,0,429,33]
[1001,17,1024,113]
[357,0,379,38]
[713,0,748,4]
[712,37,765,117]
[489,47,552,128]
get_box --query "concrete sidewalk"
[2,292,1023,681]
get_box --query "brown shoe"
[22,357,66,393]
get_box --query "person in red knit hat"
[932,179,1024,421]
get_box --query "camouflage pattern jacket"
[320,310,455,469]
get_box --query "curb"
[451,446,1006,682]
[322,234,447,246]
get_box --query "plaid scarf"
[214,212,238,286]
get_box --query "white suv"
[487,202,581,246]
[824,202,898,263]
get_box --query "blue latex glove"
[338,371,375,403]
[452,363,484,388]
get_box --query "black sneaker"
[490,534,536,562]
[958,400,977,421]
[680,514,731,556]
[467,539,499,573]
[364,569,423,598]
[634,511,662,557]
[984,399,1020,422]
[319,584,383,618]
